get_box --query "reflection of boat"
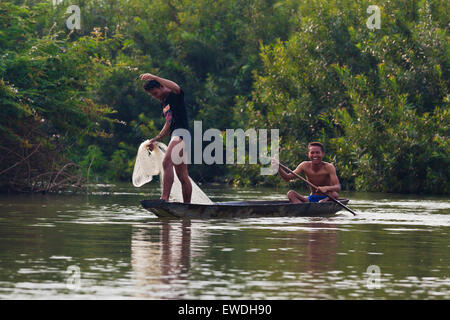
[140,199,349,219]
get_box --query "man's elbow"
[172,85,181,94]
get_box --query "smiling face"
[308,145,324,164]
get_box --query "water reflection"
[305,223,338,273]
[160,220,192,286]
[131,220,194,299]
[131,219,343,299]
[0,186,449,299]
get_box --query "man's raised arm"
[139,73,181,94]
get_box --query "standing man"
[273,142,341,203]
[140,73,192,203]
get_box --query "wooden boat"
[140,199,350,219]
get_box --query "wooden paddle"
[277,161,357,216]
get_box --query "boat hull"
[140,199,350,219]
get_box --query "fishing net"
[132,140,213,204]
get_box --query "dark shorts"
[308,195,328,202]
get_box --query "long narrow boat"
[140,199,350,219]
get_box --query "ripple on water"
[0,187,449,299]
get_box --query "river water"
[0,183,449,299]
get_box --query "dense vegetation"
[0,0,448,194]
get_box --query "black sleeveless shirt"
[161,89,189,135]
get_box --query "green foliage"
[0,0,448,194]
[107,149,131,181]
[331,64,449,193]
[239,0,449,194]
[0,2,115,192]
[79,145,107,180]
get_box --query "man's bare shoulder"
[297,161,310,168]
[323,161,337,171]
[293,161,309,172]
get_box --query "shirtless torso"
[294,161,338,195]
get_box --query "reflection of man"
[140,73,192,203]
[131,221,192,298]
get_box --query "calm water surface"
[0,184,449,299]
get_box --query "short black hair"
[308,142,324,152]
[143,80,161,92]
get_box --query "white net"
[132,140,161,187]
[132,140,213,204]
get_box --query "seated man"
[274,142,341,203]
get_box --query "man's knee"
[328,191,339,198]
[287,190,296,198]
